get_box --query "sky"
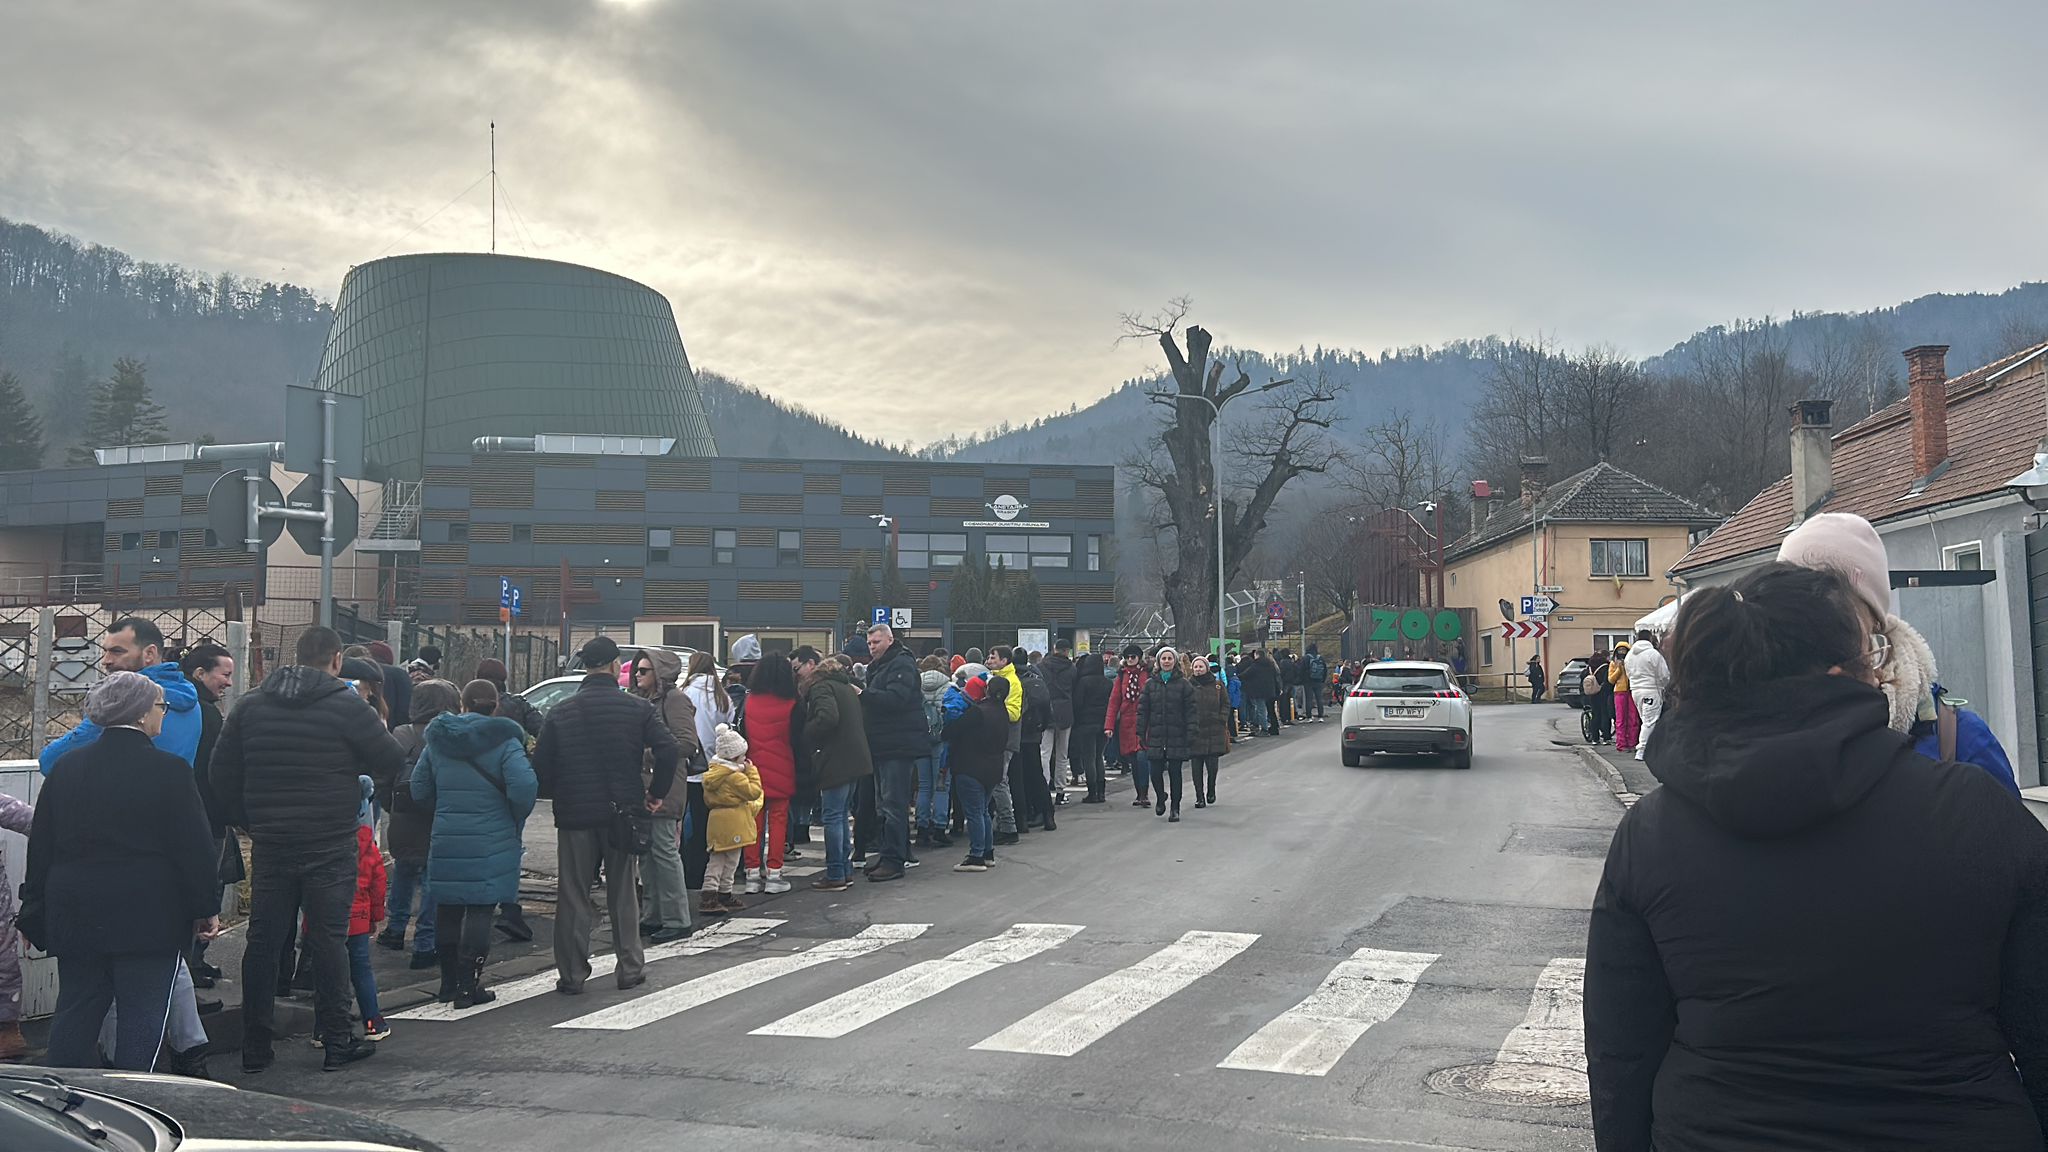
[4,0,2047,443]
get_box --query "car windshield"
[521,681,581,718]
[1360,668,1450,694]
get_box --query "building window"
[898,532,929,569]
[649,548,670,564]
[902,532,967,569]
[1481,633,1494,667]
[1030,534,1072,568]
[931,533,966,568]
[648,528,672,549]
[778,530,801,566]
[1593,631,1632,657]
[1590,538,1649,578]
[120,532,140,551]
[714,528,736,565]
[1087,535,1102,572]
[448,521,469,543]
[987,533,1031,570]
[1943,541,1984,571]
[513,524,531,544]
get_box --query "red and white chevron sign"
[1500,619,1548,640]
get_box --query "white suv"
[1339,661,1474,769]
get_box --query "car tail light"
[1350,689,1374,698]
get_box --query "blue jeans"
[915,755,949,828]
[345,933,382,1025]
[953,774,992,860]
[820,783,855,882]
[385,857,436,955]
[875,757,916,867]
[1133,750,1154,797]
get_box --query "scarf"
[1121,666,1143,702]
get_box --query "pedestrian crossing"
[401,919,1587,1089]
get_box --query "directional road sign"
[1501,620,1549,640]
[284,476,358,555]
[284,385,367,480]
[1521,595,1556,617]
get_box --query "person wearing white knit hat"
[1777,512,2018,794]
[699,723,763,914]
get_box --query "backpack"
[1581,673,1599,696]
[924,693,946,743]
[1304,653,1327,682]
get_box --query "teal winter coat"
[410,713,537,906]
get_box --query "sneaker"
[648,924,695,945]
[321,1038,377,1072]
[995,831,1020,845]
[904,856,922,868]
[719,892,746,911]
[698,894,728,916]
[763,870,792,894]
[1132,798,1150,807]
[811,876,853,892]
[927,828,953,848]
[363,1019,392,1042]
[745,873,764,894]
[954,857,989,872]
[852,850,868,865]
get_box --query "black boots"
[322,1036,377,1071]
[453,955,495,1010]
[167,1042,209,1079]
[436,948,461,1003]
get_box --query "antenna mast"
[489,121,496,253]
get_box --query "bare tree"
[1344,410,1451,511]
[1463,334,1567,495]
[1287,500,1362,621]
[1556,344,1646,464]
[1119,301,1344,647]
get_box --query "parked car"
[1555,657,1592,709]
[1339,661,1473,769]
[0,1067,444,1150]
[518,674,597,720]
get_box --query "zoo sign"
[1365,607,1462,644]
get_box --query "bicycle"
[1580,705,1600,744]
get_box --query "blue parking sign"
[510,587,523,617]
[500,576,512,608]
[871,606,890,626]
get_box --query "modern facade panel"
[315,253,718,481]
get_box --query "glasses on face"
[152,700,168,712]
[635,666,655,677]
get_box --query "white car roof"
[1363,661,1454,674]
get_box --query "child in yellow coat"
[701,723,764,914]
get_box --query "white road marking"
[1217,947,1439,1076]
[389,918,781,1021]
[971,929,1259,1056]
[778,865,822,878]
[1480,957,1588,1101]
[752,923,1083,1039]
[555,923,931,1031]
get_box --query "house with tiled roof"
[1444,458,1719,690]
[1672,342,2048,785]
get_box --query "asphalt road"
[223,704,1620,1152]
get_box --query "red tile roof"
[1673,344,2048,575]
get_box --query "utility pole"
[489,121,496,254]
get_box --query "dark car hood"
[0,1068,444,1150]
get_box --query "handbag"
[218,828,246,885]
[609,802,654,856]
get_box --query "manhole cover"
[1426,1061,1589,1107]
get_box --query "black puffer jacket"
[532,674,679,831]
[386,679,459,865]
[210,665,405,848]
[1040,652,1076,729]
[1586,675,2048,1152]
[1188,674,1233,758]
[191,682,226,836]
[1017,666,1052,747]
[1136,673,1197,760]
[941,696,1010,790]
[1239,655,1280,699]
[861,642,929,762]
[1072,654,1110,732]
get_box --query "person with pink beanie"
[1777,512,2018,796]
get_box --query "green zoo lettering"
[1370,609,1398,642]
[1369,609,1466,644]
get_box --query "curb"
[1570,744,1639,808]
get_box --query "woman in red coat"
[742,652,800,894]
[1103,644,1151,805]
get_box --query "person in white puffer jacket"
[1623,631,1671,761]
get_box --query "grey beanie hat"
[86,670,159,727]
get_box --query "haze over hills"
[5,216,2048,491]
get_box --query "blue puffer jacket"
[40,662,200,773]
[411,713,538,905]
[1911,696,2019,798]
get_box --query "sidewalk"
[1554,713,1659,807]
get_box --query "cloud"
[5,0,2048,442]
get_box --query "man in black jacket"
[211,626,402,1073]
[1040,640,1077,787]
[178,644,233,988]
[533,636,679,993]
[860,624,926,882]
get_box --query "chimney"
[1470,479,1492,536]
[1519,456,1550,512]
[1788,399,1834,524]
[1905,344,1950,478]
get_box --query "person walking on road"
[1105,645,1152,805]
[381,679,457,973]
[532,636,678,997]
[207,626,403,1073]
[1584,561,2048,1152]
[1187,655,1233,806]
[629,648,699,942]
[1622,632,1668,761]
[1609,643,1637,752]
[942,676,1009,871]
[861,623,927,883]
[411,680,537,1009]
[742,653,801,894]
[1137,647,1197,822]
[1301,644,1329,721]
[798,647,872,891]
[1526,654,1546,704]
[26,672,220,1072]
[1070,652,1110,803]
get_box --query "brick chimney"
[1470,479,1492,536]
[1905,344,1950,478]
[1788,399,1834,525]
[1519,457,1550,513]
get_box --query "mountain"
[695,369,905,460]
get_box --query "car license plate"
[1382,706,1426,719]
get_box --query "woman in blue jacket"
[410,679,537,1009]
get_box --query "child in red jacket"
[346,776,389,1041]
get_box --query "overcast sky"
[4,0,2046,442]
